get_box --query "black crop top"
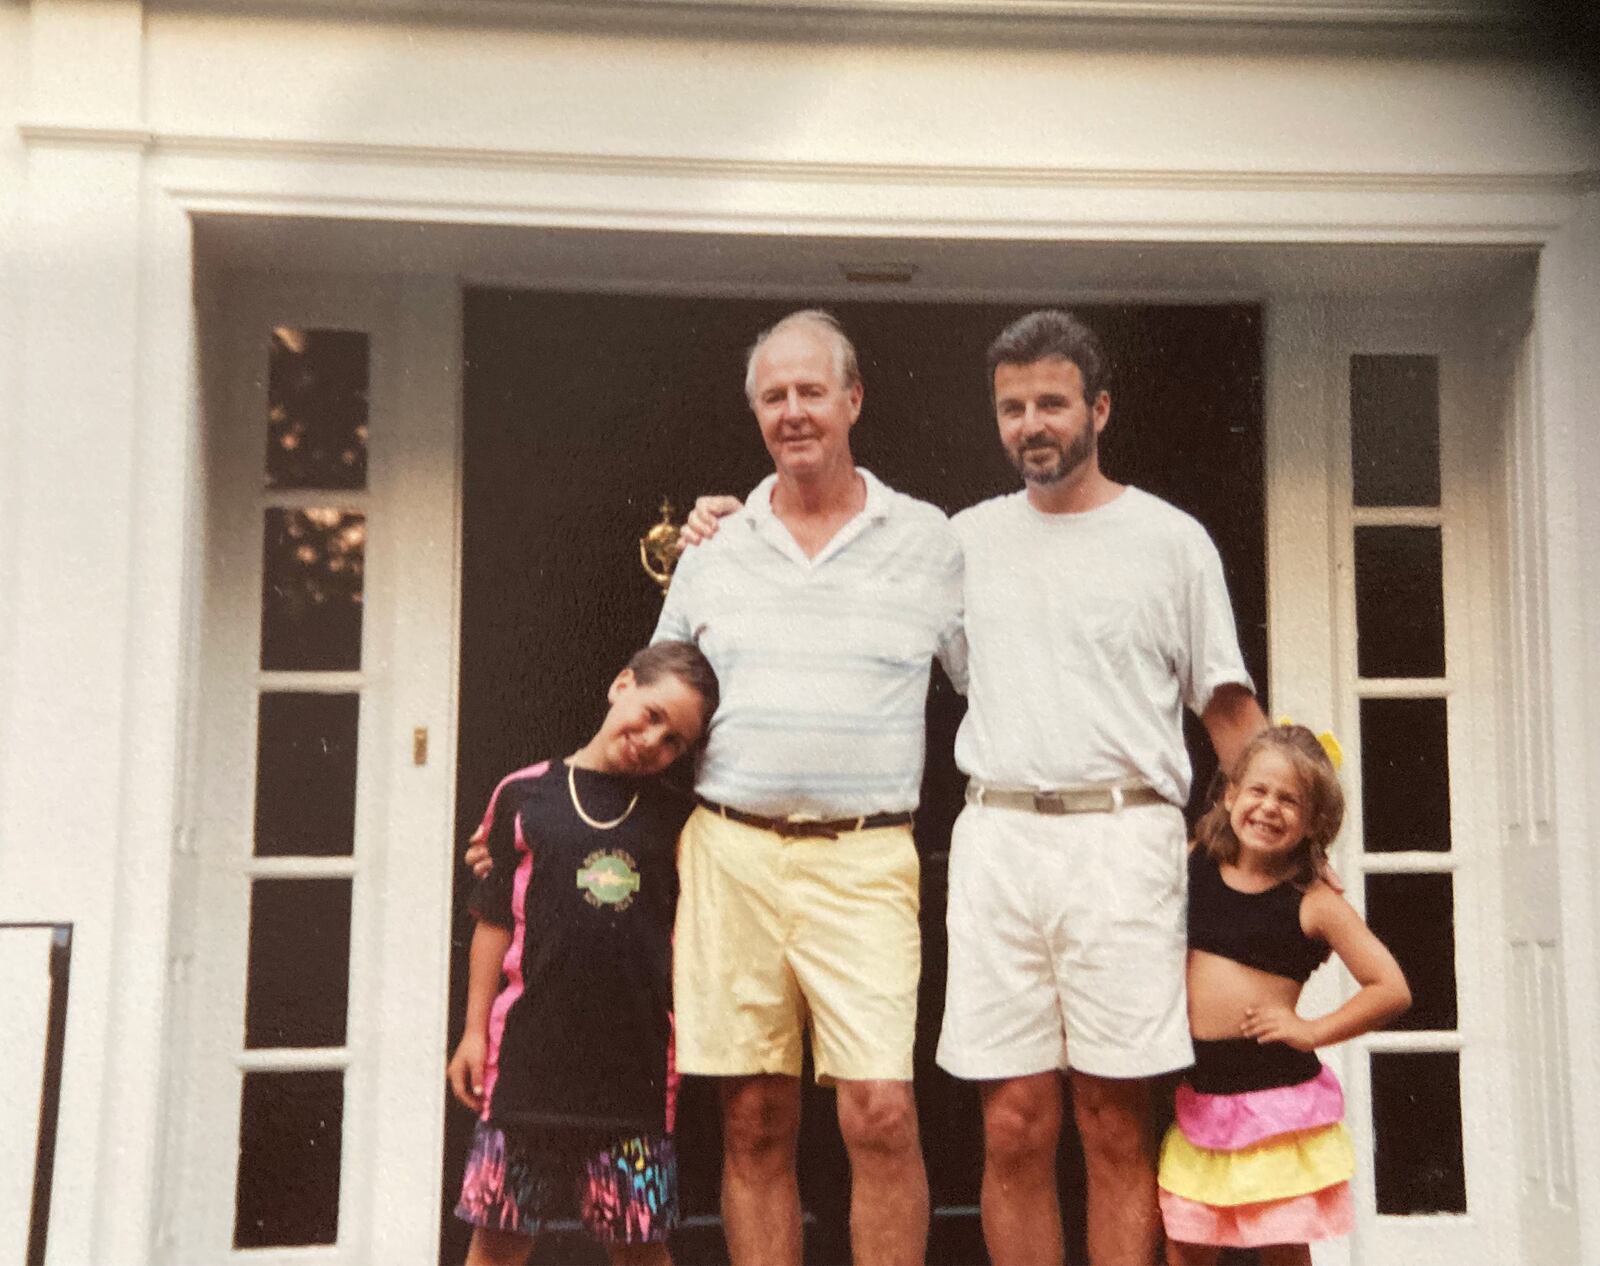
[1187,848,1331,984]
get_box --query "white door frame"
[72,128,1595,1264]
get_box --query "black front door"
[440,289,1264,1265]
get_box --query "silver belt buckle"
[1032,791,1069,815]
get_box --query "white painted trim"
[235,1047,352,1072]
[363,273,466,1266]
[1530,193,1600,1266]
[92,177,203,1266]
[25,123,1598,197]
[149,0,1538,35]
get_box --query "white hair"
[743,309,861,402]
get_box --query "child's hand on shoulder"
[1241,1002,1318,1052]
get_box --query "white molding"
[121,134,1590,253]
[20,124,1595,196]
[1533,193,1600,1266]
[1363,1030,1467,1052]
[234,1047,352,1072]
[16,125,154,150]
[152,0,1536,34]
[156,171,1580,249]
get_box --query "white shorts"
[935,799,1192,1082]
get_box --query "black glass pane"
[1360,697,1451,853]
[267,328,369,490]
[254,693,359,857]
[260,509,365,671]
[1365,873,1457,1030]
[234,1070,343,1247]
[244,878,352,1049]
[1371,1051,1466,1214]
[1351,355,1440,507]
[1355,526,1444,678]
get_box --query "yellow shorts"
[672,806,920,1084]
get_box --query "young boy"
[447,641,719,1266]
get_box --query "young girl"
[1159,724,1411,1266]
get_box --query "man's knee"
[1071,1073,1152,1167]
[837,1079,920,1160]
[981,1074,1062,1174]
[721,1076,801,1168]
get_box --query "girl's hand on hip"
[1241,1003,1317,1051]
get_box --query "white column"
[0,3,192,1263]
[4,125,148,1266]
[1536,189,1600,1266]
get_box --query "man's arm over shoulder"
[652,527,718,645]
[1201,684,1266,777]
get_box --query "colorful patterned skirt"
[1158,1039,1355,1248]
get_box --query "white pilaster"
[1537,188,1600,1266]
[4,3,175,1264]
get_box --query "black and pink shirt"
[469,760,693,1138]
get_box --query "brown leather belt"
[965,781,1169,815]
[697,798,914,840]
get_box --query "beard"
[1009,425,1095,486]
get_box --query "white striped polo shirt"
[653,468,965,818]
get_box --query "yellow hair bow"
[1275,716,1344,771]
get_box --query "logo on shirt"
[576,849,641,909]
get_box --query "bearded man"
[935,308,1266,1266]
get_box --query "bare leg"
[1071,1071,1160,1266]
[835,1078,929,1266]
[465,1226,534,1266]
[720,1074,804,1266]
[979,1072,1065,1266]
[1259,1244,1312,1266]
[608,1243,673,1266]
[1165,1239,1220,1266]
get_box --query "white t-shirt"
[952,486,1252,806]
[654,468,965,817]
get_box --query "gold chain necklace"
[568,762,639,830]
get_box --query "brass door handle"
[639,499,683,595]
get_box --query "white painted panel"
[142,12,1600,176]
[0,927,54,1265]
[4,137,145,1266]
[26,0,143,127]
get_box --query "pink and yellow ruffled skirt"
[1158,1060,1355,1247]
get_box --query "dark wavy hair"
[1194,724,1344,886]
[627,640,720,734]
[985,309,1109,404]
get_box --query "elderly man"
[656,309,964,1266]
[935,309,1265,1266]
